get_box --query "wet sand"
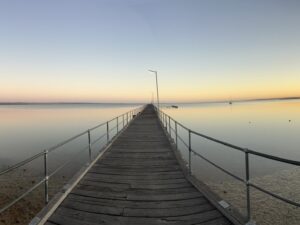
[0,170,65,225]
[207,168,300,225]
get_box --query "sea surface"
[161,99,300,180]
[0,103,141,169]
[0,100,299,181]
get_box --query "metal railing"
[156,107,300,223]
[0,105,145,214]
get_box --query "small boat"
[171,105,179,108]
[229,101,232,105]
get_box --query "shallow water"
[1,100,299,178]
[161,100,300,180]
[0,103,141,166]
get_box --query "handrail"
[156,106,300,222]
[48,130,88,153]
[0,178,46,214]
[190,130,246,153]
[247,149,300,166]
[0,105,145,214]
[0,152,44,176]
[191,149,245,183]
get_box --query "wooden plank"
[92,164,181,170]
[52,207,184,225]
[164,210,223,223]
[85,172,184,180]
[82,176,188,185]
[61,199,214,218]
[87,170,183,177]
[194,217,231,225]
[89,165,181,173]
[123,204,214,217]
[67,194,208,209]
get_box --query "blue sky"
[0,0,300,102]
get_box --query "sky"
[0,0,299,103]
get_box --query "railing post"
[126,112,128,125]
[106,121,109,142]
[245,150,251,221]
[175,121,178,149]
[188,130,192,175]
[168,117,171,135]
[123,114,125,128]
[116,117,119,133]
[44,149,49,204]
[88,130,92,162]
[165,114,167,128]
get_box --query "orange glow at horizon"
[1,71,299,103]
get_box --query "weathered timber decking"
[44,105,233,225]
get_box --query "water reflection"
[162,100,300,179]
[0,103,140,166]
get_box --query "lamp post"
[148,70,160,110]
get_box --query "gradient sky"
[0,0,299,103]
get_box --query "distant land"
[184,96,300,104]
[0,96,299,105]
[0,102,142,105]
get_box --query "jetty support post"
[88,130,92,162]
[188,130,192,175]
[168,117,171,135]
[117,117,119,133]
[106,122,109,142]
[122,114,125,128]
[44,149,49,204]
[245,149,251,221]
[175,121,178,149]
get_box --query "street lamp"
[148,70,160,110]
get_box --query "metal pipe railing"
[0,105,145,214]
[155,107,300,222]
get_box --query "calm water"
[0,103,141,167]
[1,100,299,180]
[162,100,300,180]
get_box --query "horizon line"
[0,96,299,105]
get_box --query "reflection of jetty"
[1,104,299,225]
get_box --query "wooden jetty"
[39,105,236,225]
